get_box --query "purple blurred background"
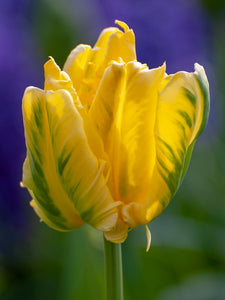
[0,0,42,247]
[95,0,210,73]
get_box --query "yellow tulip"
[21,21,210,246]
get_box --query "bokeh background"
[1,0,225,299]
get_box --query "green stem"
[104,236,124,300]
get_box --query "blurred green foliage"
[200,0,225,15]
[32,0,81,67]
[1,0,225,299]
[1,149,225,299]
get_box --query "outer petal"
[63,21,136,107]
[22,87,120,232]
[123,64,210,227]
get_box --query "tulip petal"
[123,64,209,226]
[23,157,74,231]
[63,44,93,105]
[90,61,165,210]
[22,88,84,230]
[22,87,120,232]
[96,20,136,65]
[44,57,106,161]
[63,21,136,107]
[180,63,210,183]
[112,62,165,205]
[153,63,209,197]
[89,61,125,153]
[44,56,76,96]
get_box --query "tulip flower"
[21,21,209,248]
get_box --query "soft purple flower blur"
[0,0,42,245]
[95,0,210,73]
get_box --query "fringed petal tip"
[115,20,130,32]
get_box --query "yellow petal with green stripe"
[122,63,210,227]
[22,87,120,232]
[22,88,84,230]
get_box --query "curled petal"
[63,21,136,107]
[96,20,136,66]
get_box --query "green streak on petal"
[156,136,184,196]
[157,158,181,196]
[178,110,193,128]
[176,120,187,143]
[178,65,210,186]
[194,68,210,139]
[159,195,169,210]
[26,155,71,230]
[182,87,196,108]
[67,180,82,205]
[58,145,72,176]
[179,141,196,186]
[79,206,95,223]
[28,152,61,217]
[157,136,182,165]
